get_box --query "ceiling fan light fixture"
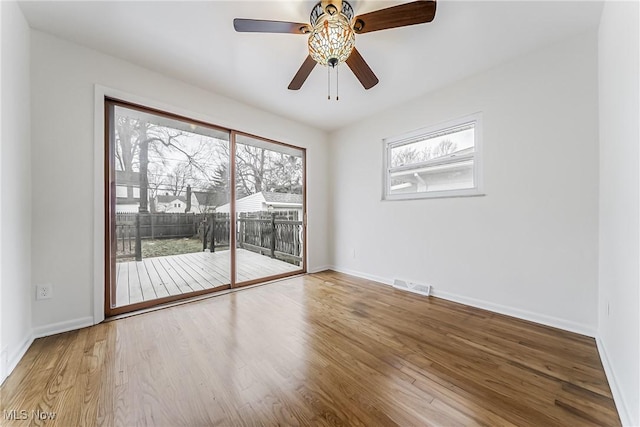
[234,0,437,91]
[308,2,355,67]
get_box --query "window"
[383,113,483,200]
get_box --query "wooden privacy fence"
[115,222,137,259]
[201,213,231,252]
[116,212,200,240]
[237,212,303,265]
[116,213,201,261]
[116,211,303,265]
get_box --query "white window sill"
[383,189,486,201]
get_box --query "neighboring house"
[115,174,204,213]
[390,147,475,194]
[155,193,200,213]
[156,194,186,213]
[114,204,140,214]
[115,170,145,213]
[216,191,303,217]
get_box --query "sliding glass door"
[105,99,306,316]
[233,134,305,286]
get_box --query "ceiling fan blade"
[233,19,310,35]
[353,1,437,34]
[288,56,317,90]
[345,48,379,90]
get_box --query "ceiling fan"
[233,0,437,93]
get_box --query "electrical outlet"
[36,284,53,300]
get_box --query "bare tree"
[391,139,458,168]
[392,146,424,168]
[115,112,304,213]
[266,153,303,194]
[214,142,264,197]
[115,114,223,212]
[166,164,190,196]
[431,139,457,159]
[227,144,303,197]
[115,117,141,199]
[235,144,267,196]
[146,163,165,213]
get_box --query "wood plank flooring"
[115,249,300,307]
[0,271,620,426]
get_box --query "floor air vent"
[392,279,432,297]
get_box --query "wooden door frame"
[104,98,308,317]
[231,131,307,288]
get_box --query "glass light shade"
[308,13,355,67]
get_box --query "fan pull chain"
[326,64,341,101]
[327,66,331,100]
[336,64,339,101]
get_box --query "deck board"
[115,262,129,307]
[144,259,170,298]
[148,257,183,296]
[163,256,202,292]
[115,249,300,308]
[156,256,194,294]
[136,261,157,301]
[183,251,232,283]
[173,255,221,289]
[128,262,143,304]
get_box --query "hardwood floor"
[0,271,620,426]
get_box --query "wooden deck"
[115,249,300,307]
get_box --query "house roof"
[216,191,302,214]
[157,195,186,203]
[263,192,303,205]
[449,147,474,157]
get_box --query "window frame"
[382,113,484,201]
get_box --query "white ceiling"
[19,1,603,131]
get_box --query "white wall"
[0,0,32,384]
[329,32,600,336]
[597,1,640,425]
[30,31,329,330]
[4,6,638,424]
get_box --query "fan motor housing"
[310,1,354,26]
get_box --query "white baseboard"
[1,316,95,385]
[596,337,634,426]
[432,288,596,337]
[328,266,596,337]
[0,333,34,386]
[32,316,95,339]
[330,266,394,286]
[307,265,332,274]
